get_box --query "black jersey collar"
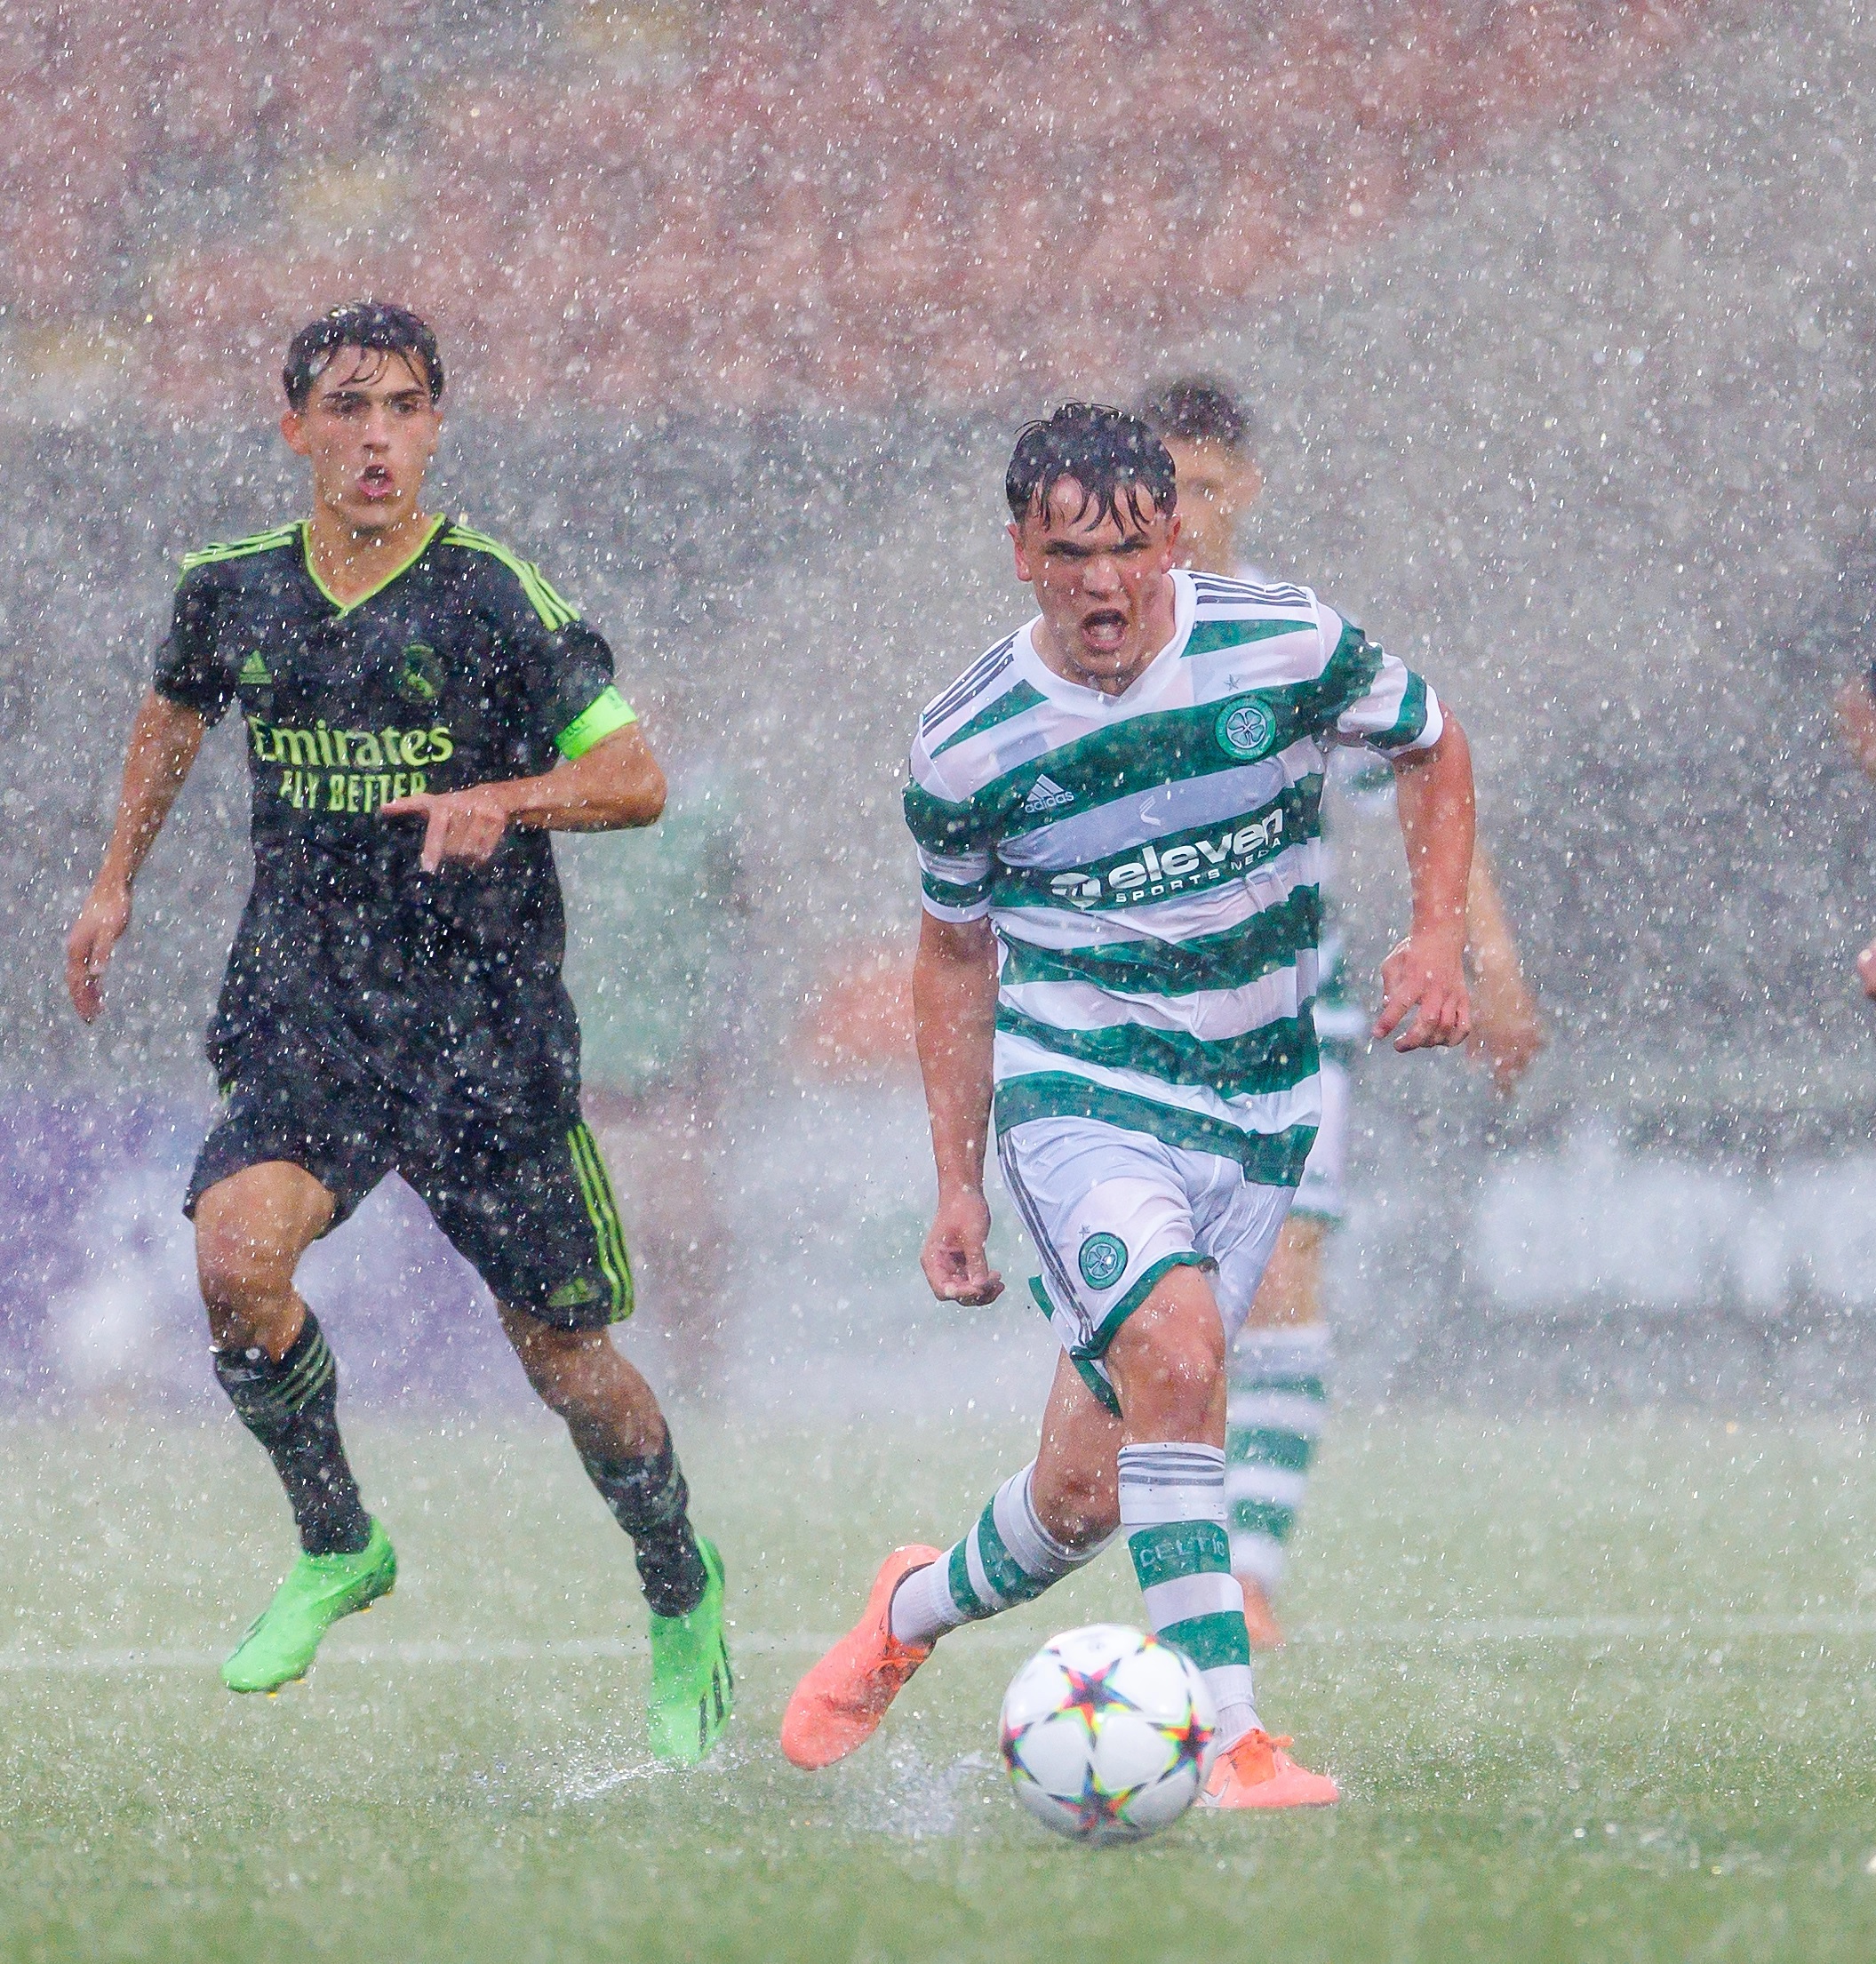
[300,515,447,618]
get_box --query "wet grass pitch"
[4,1404,1875,1961]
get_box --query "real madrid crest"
[394,642,445,707]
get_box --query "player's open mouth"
[1080,609,1128,651]
[358,466,394,499]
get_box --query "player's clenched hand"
[1373,930,1472,1052]
[1469,994,1545,1094]
[922,1187,1004,1305]
[66,879,132,1023]
[381,786,511,872]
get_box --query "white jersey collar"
[1015,568,1196,716]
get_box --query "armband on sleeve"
[555,686,638,760]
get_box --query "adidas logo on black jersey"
[238,651,272,687]
[1022,774,1075,814]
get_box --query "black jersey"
[154,518,638,1122]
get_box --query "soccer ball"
[999,1624,1217,1846]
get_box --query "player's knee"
[1149,1315,1225,1390]
[1130,1349,1220,1430]
[194,1218,291,1331]
[192,1170,326,1340]
[1113,1293,1225,1428]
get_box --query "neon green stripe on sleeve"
[555,686,637,759]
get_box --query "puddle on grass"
[848,1744,1002,1841]
[555,1749,665,1804]
[551,1729,765,1807]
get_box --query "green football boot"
[221,1518,397,1694]
[646,1536,733,1765]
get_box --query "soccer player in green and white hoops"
[1140,377,1544,1648]
[783,403,1478,1807]
[64,303,730,1761]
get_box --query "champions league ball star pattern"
[999,1625,1218,1846]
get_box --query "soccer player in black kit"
[66,303,731,1762]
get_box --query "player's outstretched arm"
[1375,714,1475,1054]
[1464,848,1545,1093]
[380,723,667,874]
[914,910,1004,1305]
[66,690,206,1023]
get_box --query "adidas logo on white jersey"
[1022,774,1075,814]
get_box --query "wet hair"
[283,301,443,411]
[1135,375,1258,456]
[1005,403,1177,531]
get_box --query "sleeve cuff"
[555,686,637,760]
[921,893,994,923]
[1385,686,1443,754]
[152,682,224,725]
[1366,676,1442,754]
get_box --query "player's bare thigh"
[1031,1265,1229,1547]
[1244,1214,1329,1330]
[193,1161,335,1355]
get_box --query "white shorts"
[997,1115,1297,1413]
[1290,1058,1350,1224]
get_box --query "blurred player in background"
[1139,378,1544,1647]
[64,303,731,1761]
[1833,670,1876,998]
[783,403,1479,1806]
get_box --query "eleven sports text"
[1044,806,1286,906]
[247,715,453,814]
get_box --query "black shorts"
[185,1066,634,1330]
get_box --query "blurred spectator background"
[4,1,1703,418]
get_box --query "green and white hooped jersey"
[904,569,1442,1185]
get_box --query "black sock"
[212,1311,372,1558]
[577,1430,707,1617]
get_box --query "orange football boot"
[780,1545,942,1769]
[1202,1728,1340,1808]
[1237,1574,1287,1651]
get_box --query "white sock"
[889,1462,1105,1648]
[1118,1441,1259,1746]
